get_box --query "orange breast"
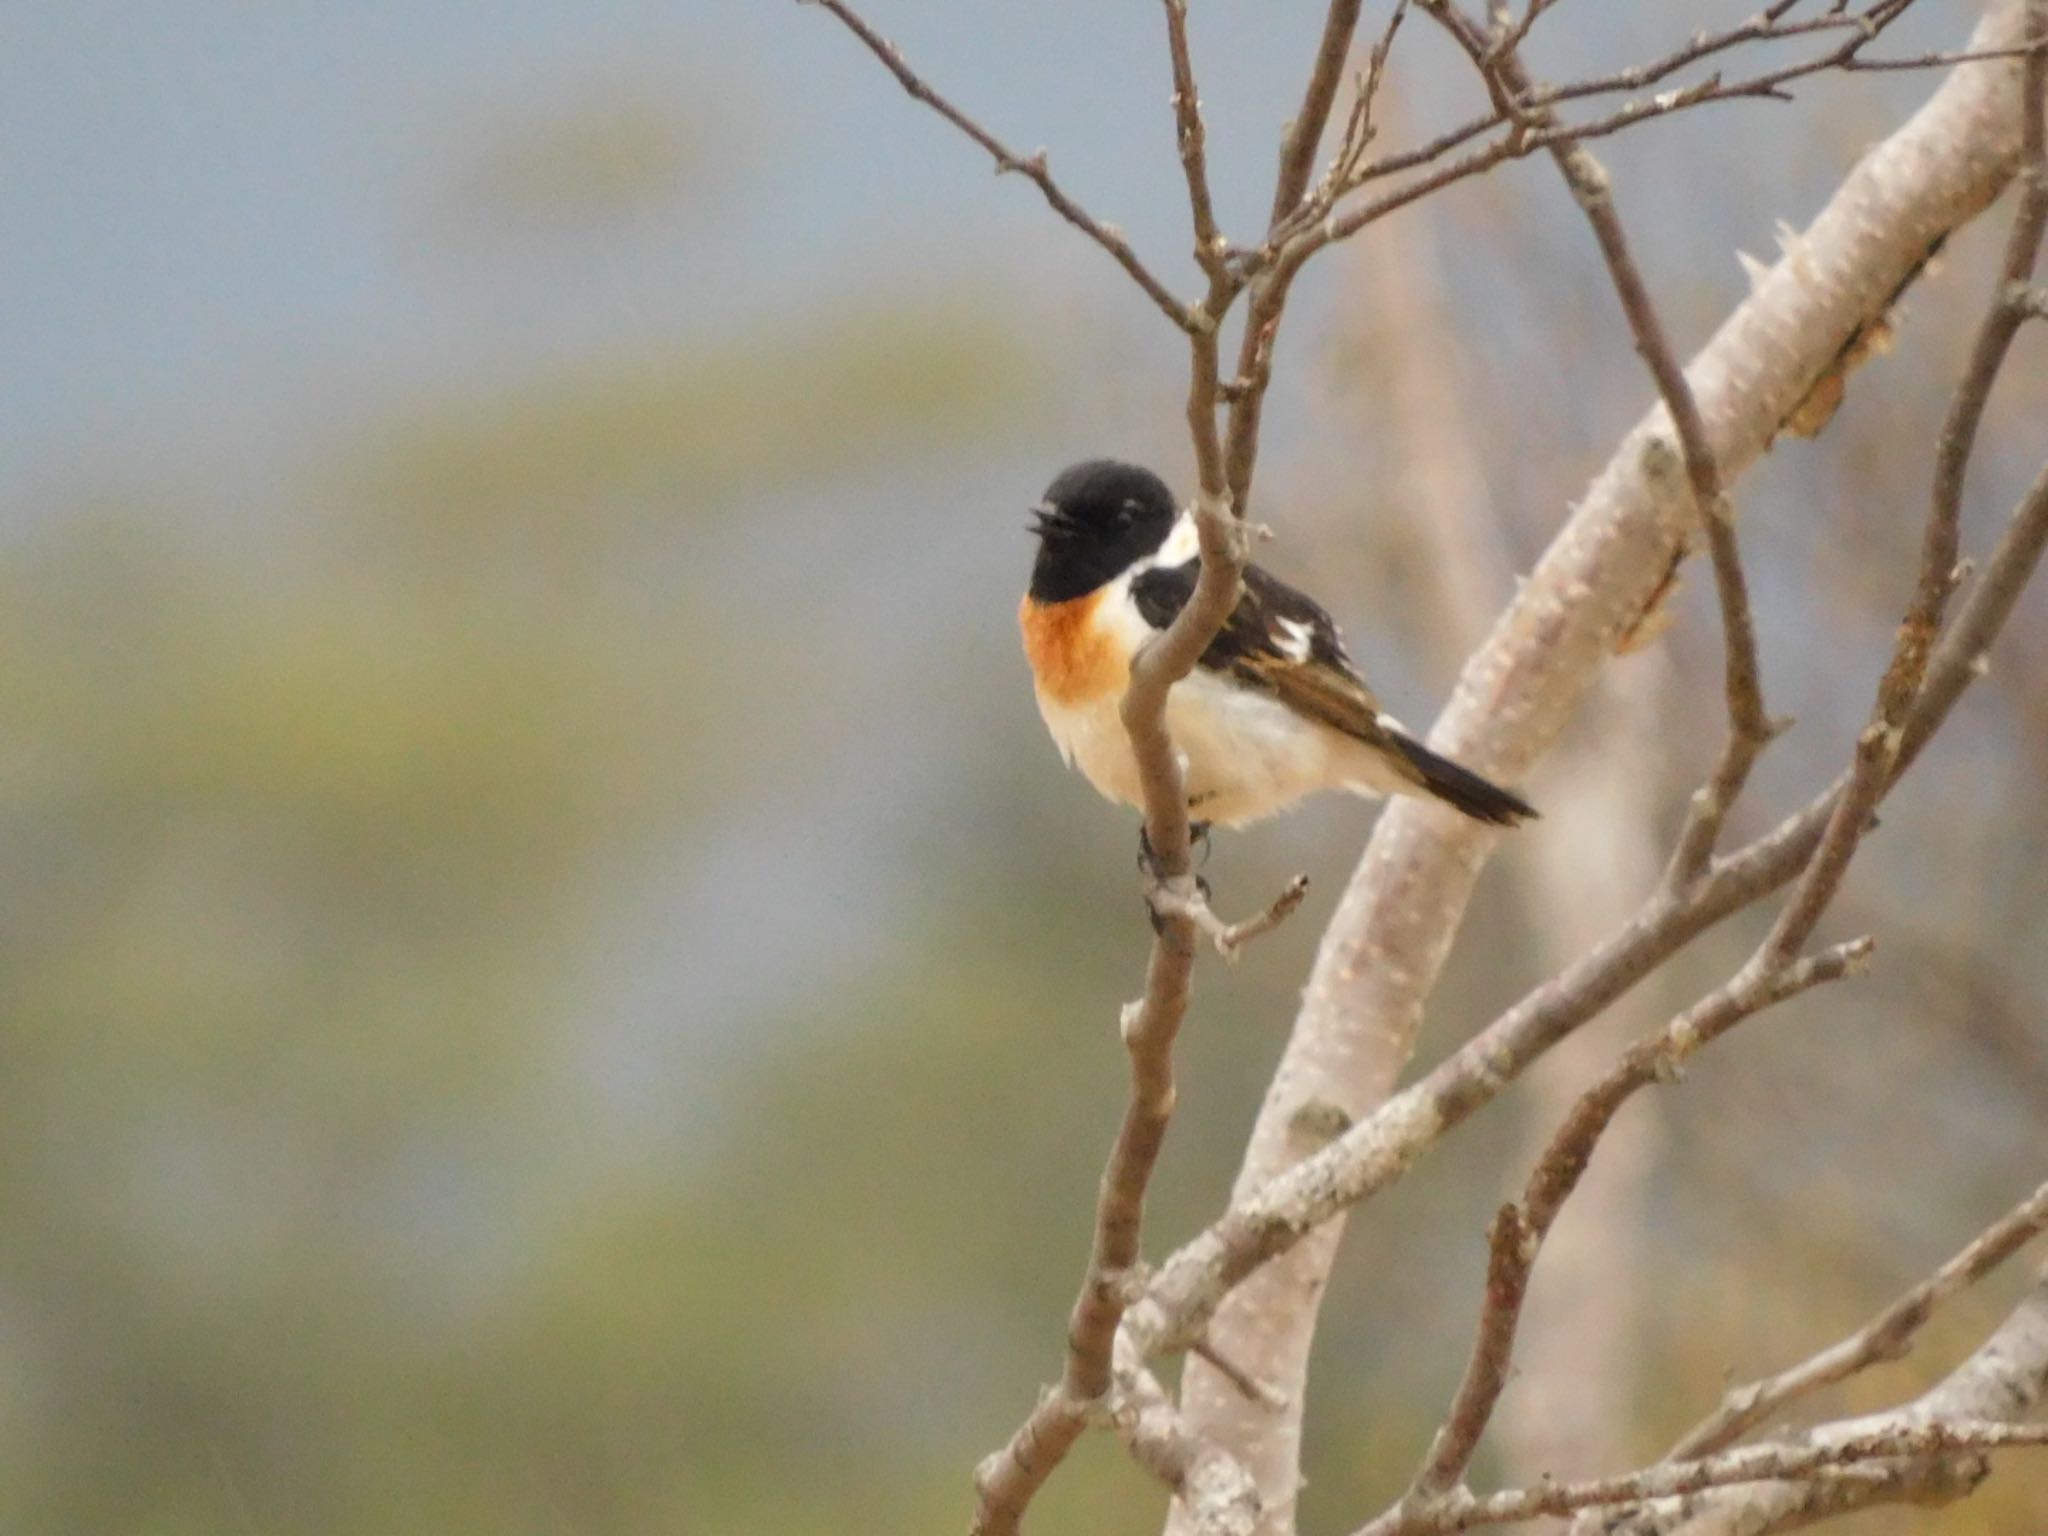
[1019,589,1128,706]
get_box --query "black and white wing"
[1129,560,1394,746]
[1129,558,1538,825]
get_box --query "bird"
[1018,458,1536,833]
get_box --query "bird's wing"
[1129,560,1406,752]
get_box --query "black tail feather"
[1387,732,1537,826]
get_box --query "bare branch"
[1160,0,1228,281]
[1257,1,2033,274]
[1607,1274,2048,1535]
[975,497,1252,1531]
[1405,941,1872,1500]
[1524,5,1914,112]
[1406,1204,1532,1502]
[1911,7,2048,719]
[1293,0,1413,242]
[1294,0,1945,263]
[1358,1420,2048,1536]
[1111,1346,1262,1536]
[1423,2,1777,883]
[1669,1178,2048,1460]
[1158,0,1238,502]
[1270,0,1368,226]
[1760,10,2047,975]
[1849,38,2048,71]
[800,0,1198,332]
[1267,1,1906,249]
[1150,874,1314,962]
[973,1394,1096,1536]
[973,502,1254,1536]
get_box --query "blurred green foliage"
[358,295,1042,541]
[0,144,1062,1522]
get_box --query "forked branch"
[802,0,1196,331]
[1669,1178,2048,1460]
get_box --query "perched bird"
[1018,459,1536,831]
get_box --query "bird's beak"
[1028,501,1068,537]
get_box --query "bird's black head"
[1027,459,1180,603]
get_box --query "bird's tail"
[1385,730,1537,827]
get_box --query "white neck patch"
[1136,512,1200,573]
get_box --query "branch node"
[1640,433,1685,486]
[1288,1097,1355,1144]
[1119,999,1145,1044]
[1104,1262,1154,1305]
[1147,873,1311,961]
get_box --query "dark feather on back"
[1130,560,1394,746]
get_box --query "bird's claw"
[1146,871,1213,936]
[1136,819,1213,880]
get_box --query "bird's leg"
[1139,821,1212,935]
[1136,819,1212,874]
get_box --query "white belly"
[1035,669,1401,827]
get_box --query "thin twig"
[1407,1204,1534,1501]
[1260,4,2003,266]
[1597,1271,2048,1535]
[1160,0,1229,282]
[1191,1336,1290,1410]
[1151,875,1314,962]
[1357,1420,2048,1536]
[800,0,1197,332]
[1298,0,1414,237]
[1489,0,1560,61]
[1526,4,1912,111]
[1290,0,1940,264]
[1270,0,1368,226]
[1157,0,1239,503]
[1904,9,2048,723]
[1669,1177,2048,1460]
[1849,38,2048,71]
[1761,13,2048,974]
[1427,0,1776,882]
[1405,941,1871,1500]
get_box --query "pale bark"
[1319,190,1674,1483]
[1167,9,2038,1530]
